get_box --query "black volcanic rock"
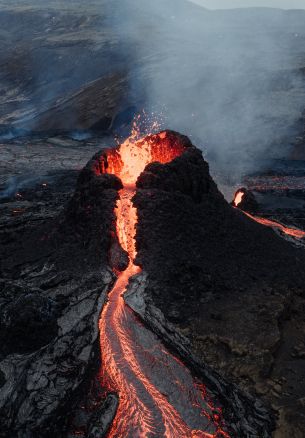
[0,292,59,356]
[0,271,113,438]
[56,150,124,273]
[137,147,220,203]
[129,131,305,436]
[0,159,121,436]
[134,141,304,290]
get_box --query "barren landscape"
[1,1,305,437]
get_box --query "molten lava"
[99,131,229,437]
[245,212,305,239]
[233,191,244,207]
[104,130,186,186]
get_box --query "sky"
[190,0,305,9]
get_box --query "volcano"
[79,130,229,437]
[1,130,305,437]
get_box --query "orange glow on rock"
[99,129,229,437]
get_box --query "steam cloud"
[108,0,305,180]
[2,1,305,183]
[0,174,51,200]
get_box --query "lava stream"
[245,212,305,239]
[233,191,305,239]
[99,132,228,437]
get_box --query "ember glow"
[233,191,244,207]
[99,131,229,437]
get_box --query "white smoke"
[189,0,305,9]
[108,0,305,180]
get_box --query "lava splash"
[99,131,229,437]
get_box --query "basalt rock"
[56,150,124,273]
[0,292,60,356]
[132,131,305,436]
[87,394,119,438]
[0,270,113,438]
[137,146,221,203]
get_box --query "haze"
[190,0,305,9]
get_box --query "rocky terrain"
[1,1,305,436]
[0,136,121,437]
[1,129,305,436]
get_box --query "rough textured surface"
[0,270,112,438]
[132,132,305,436]
[87,394,119,438]
[125,272,274,438]
[56,149,123,273]
[0,141,121,437]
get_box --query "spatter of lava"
[99,130,229,437]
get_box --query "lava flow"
[99,131,229,437]
[233,190,305,239]
[244,213,305,239]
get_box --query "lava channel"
[99,131,229,437]
[244,213,305,239]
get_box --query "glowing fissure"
[99,132,229,437]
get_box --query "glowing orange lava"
[233,191,244,207]
[245,212,305,239]
[99,131,229,437]
[104,130,186,186]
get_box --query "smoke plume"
[108,0,305,180]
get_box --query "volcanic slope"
[126,131,305,437]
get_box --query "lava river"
[99,133,228,437]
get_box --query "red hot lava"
[233,191,244,207]
[99,131,229,437]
